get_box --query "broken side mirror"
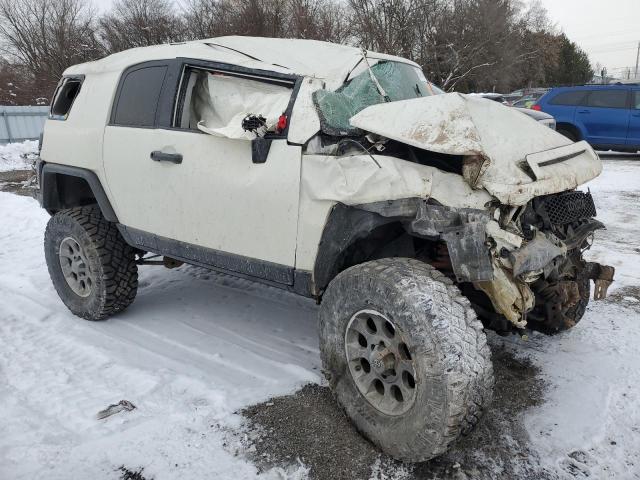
[251,137,272,164]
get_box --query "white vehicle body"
[39,36,612,332]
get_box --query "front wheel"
[318,258,494,462]
[44,205,138,320]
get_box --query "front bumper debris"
[585,262,615,300]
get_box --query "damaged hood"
[349,93,602,206]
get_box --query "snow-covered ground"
[0,198,320,478]
[0,152,639,479]
[517,159,640,479]
[0,140,38,172]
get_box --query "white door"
[102,62,302,278]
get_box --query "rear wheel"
[44,205,138,320]
[319,258,494,462]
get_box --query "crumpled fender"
[302,153,492,208]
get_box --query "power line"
[580,40,639,49]
[571,28,639,41]
[589,46,639,54]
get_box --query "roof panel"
[64,36,419,82]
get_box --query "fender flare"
[313,199,494,294]
[39,162,118,222]
[313,203,400,293]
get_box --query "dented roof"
[64,36,420,81]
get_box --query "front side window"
[313,61,438,135]
[50,77,83,119]
[586,90,628,109]
[175,68,293,140]
[549,90,587,106]
[634,91,640,110]
[112,65,168,127]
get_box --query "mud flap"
[410,203,493,283]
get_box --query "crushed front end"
[407,189,615,335]
[304,87,616,334]
[510,189,614,333]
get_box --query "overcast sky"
[534,0,640,78]
[92,0,640,78]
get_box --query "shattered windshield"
[313,61,438,135]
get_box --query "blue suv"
[534,84,640,152]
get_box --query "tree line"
[0,0,593,105]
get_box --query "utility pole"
[635,41,640,80]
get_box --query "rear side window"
[50,77,83,119]
[586,90,628,109]
[112,65,168,127]
[549,90,587,106]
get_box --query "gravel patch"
[238,338,554,480]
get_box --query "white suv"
[38,36,614,462]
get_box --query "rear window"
[586,90,628,109]
[549,90,587,106]
[50,77,83,119]
[112,65,168,127]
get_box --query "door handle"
[150,151,182,164]
[577,110,591,114]
[633,113,640,117]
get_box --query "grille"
[540,191,596,225]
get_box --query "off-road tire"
[44,205,138,320]
[319,258,494,462]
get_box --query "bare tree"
[99,0,185,53]
[348,0,421,59]
[0,0,102,97]
[285,0,350,42]
[180,0,235,39]
[0,0,595,103]
[348,0,555,92]
[180,0,348,42]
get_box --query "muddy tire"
[318,258,494,462]
[44,205,138,320]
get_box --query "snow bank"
[0,140,38,172]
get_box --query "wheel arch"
[312,202,443,296]
[556,122,583,141]
[39,163,118,222]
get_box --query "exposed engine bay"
[518,190,614,333]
